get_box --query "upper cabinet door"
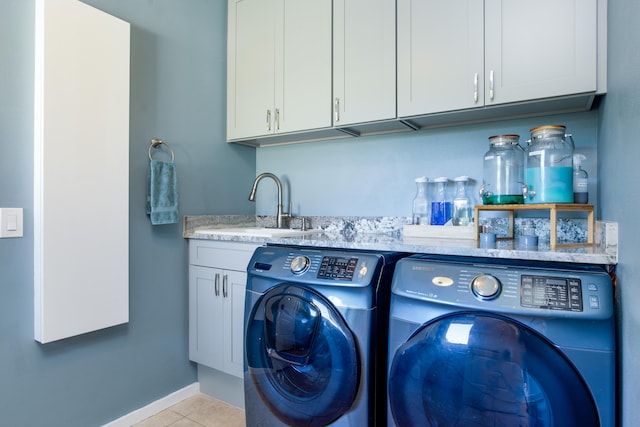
[333,0,396,126]
[227,0,331,141]
[397,0,484,117]
[227,0,276,140]
[484,0,598,105]
[276,0,332,134]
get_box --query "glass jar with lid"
[524,125,574,204]
[481,134,525,205]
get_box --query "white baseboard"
[102,382,200,427]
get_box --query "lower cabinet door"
[189,265,247,378]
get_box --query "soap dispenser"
[573,154,588,204]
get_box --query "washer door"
[389,313,599,427]
[246,284,360,427]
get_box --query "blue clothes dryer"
[244,245,405,427]
[387,255,615,427]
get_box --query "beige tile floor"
[132,393,245,427]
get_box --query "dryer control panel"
[520,275,583,311]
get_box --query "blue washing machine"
[244,245,405,427]
[387,255,615,427]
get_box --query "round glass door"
[246,284,360,427]
[389,312,599,427]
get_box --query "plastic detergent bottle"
[453,176,471,226]
[412,176,429,225]
[524,125,574,203]
[573,154,588,203]
[430,177,452,225]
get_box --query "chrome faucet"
[248,172,290,228]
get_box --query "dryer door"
[246,284,360,427]
[389,312,599,427]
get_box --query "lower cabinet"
[188,240,261,378]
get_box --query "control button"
[471,274,501,300]
[290,256,311,275]
[588,283,598,292]
[589,295,600,309]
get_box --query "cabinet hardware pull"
[266,109,271,131]
[214,273,220,296]
[275,108,280,131]
[334,97,340,122]
[489,70,495,101]
[222,275,228,298]
[474,73,479,103]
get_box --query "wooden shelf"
[474,204,594,248]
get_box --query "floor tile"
[133,408,183,427]
[131,394,245,427]
[171,394,216,417]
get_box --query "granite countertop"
[183,215,618,265]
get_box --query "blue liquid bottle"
[430,177,452,225]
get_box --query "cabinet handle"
[489,70,495,101]
[275,108,280,131]
[473,73,479,103]
[222,274,228,298]
[334,97,340,122]
[214,273,220,296]
[266,109,271,131]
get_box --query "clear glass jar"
[524,125,575,204]
[412,176,429,225]
[481,134,524,205]
[453,176,471,226]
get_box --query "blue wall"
[256,112,599,217]
[0,1,255,425]
[598,0,640,424]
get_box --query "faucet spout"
[249,172,289,228]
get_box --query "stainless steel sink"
[193,226,321,238]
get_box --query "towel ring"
[148,138,175,162]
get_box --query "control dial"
[471,274,501,300]
[290,255,311,275]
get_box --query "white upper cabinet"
[398,0,599,118]
[484,0,598,106]
[397,0,484,116]
[227,0,332,141]
[228,0,605,145]
[333,0,396,126]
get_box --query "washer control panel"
[392,256,613,318]
[317,256,358,280]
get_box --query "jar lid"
[530,124,566,136]
[488,134,520,146]
[454,175,469,182]
[415,176,428,183]
[434,177,448,183]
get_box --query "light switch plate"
[0,208,23,238]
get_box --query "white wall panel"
[34,0,130,343]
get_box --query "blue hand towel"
[147,159,179,225]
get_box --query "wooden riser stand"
[474,204,594,248]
